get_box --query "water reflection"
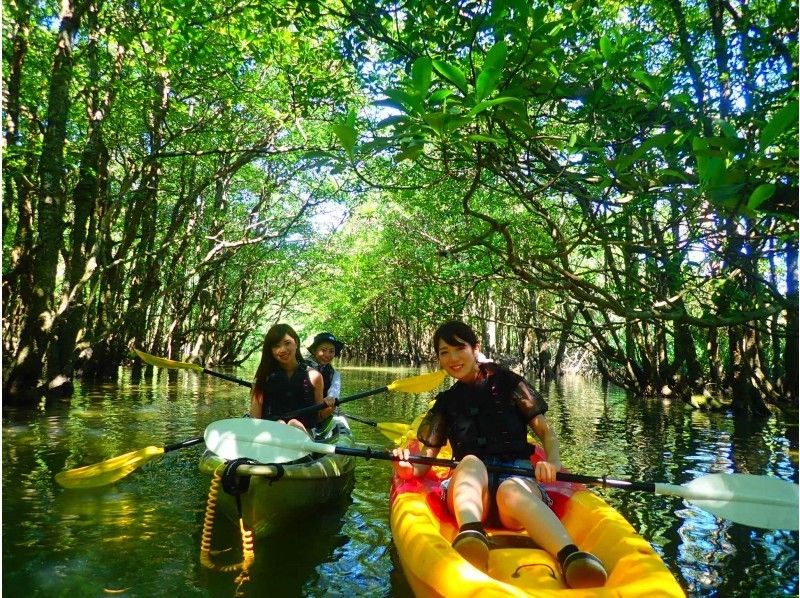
[2,366,797,597]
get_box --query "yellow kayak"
[389,443,684,597]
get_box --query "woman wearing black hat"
[306,332,345,406]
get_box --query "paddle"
[276,369,446,419]
[55,368,445,489]
[339,412,410,442]
[134,348,252,387]
[134,347,446,418]
[205,418,800,531]
[55,437,204,489]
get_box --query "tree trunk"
[4,0,87,400]
[46,4,114,391]
[784,241,798,405]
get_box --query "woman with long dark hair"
[250,323,334,433]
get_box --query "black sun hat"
[307,332,344,356]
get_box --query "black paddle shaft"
[330,446,657,493]
[203,368,252,387]
[164,437,204,453]
[276,386,389,420]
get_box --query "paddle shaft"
[323,446,797,508]
[320,446,655,490]
[202,369,252,387]
[339,412,380,427]
[277,386,389,419]
[164,437,205,453]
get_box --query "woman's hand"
[392,447,416,479]
[319,396,336,419]
[534,459,559,484]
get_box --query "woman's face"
[271,334,298,368]
[314,342,336,365]
[437,337,480,382]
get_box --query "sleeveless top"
[416,363,548,461]
[261,362,317,430]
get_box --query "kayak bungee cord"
[200,466,254,597]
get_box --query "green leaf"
[432,60,468,95]
[468,96,524,117]
[631,70,661,94]
[659,168,691,182]
[476,67,502,102]
[395,143,424,162]
[332,123,357,156]
[615,133,676,171]
[698,156,726,186]
[760,102,799,148]
[599,35,613,61]
[747,183,776,210]
[429,89,454,104]
[483,41,508,72]
[383,88,421,114]
[375,115,406,129]
[422,112,447,134]
[466,134,507,145]
[705,136,746,154]
[411,57,432,96]
[715,119,738,139]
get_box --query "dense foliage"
[3,0,797,414]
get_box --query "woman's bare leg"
[496,478,606,588]
[446,455,492,572]
[495,477,572,554]
[447,454,490,525]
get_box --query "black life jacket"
[434,365,534,461]
[306,359,334,397]
[262,363,317,430]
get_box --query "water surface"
[3,365,798,596]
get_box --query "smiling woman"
[249,323,335,433]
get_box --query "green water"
[3,365,798,597]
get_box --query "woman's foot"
[562,551,607,588]
[452,524,490,573]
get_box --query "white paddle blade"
[657,473,799,530]
[204,418,319,463]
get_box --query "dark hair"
[433,320,479,352]
[252,323,303,408]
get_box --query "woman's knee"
[458,454,485,470]
[496,478,544,509]
[455,454,488,480]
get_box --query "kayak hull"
[199,416,356,537]
[390,456,684,597]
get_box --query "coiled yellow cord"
[200,465,256,586]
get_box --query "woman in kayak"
[392,320,607,589]
[250,323,335,434]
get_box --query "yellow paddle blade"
[55,446,165,489]
[375,422,411,442]
[386,369,447,394]
[134,348,204,373]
